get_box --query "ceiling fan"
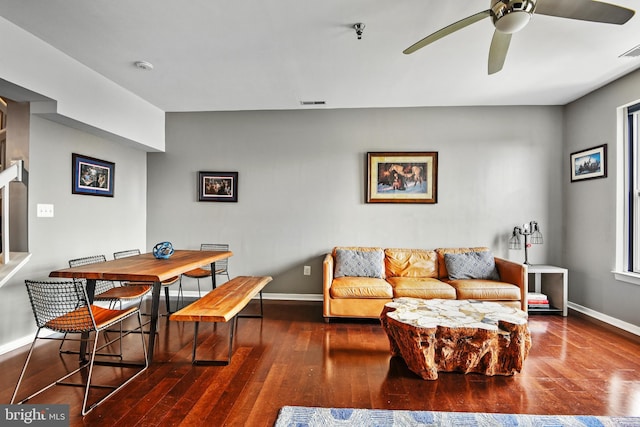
[403,0,635,74]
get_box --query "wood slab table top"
[49,250,233,282]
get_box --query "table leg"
[146,280,162,364]
[79,279,97,362]
[210,262,217,289]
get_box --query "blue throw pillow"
[444,251,500,281]
[334,249,385,279]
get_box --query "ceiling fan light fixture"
[495,11,531,33]
[491,0,536,34]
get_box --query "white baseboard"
[8,297,632,356]
[0,330,56,356]
[567,301,640,337]
[168,290,323,302]
[0,293,323,356]
[0,335,33,356]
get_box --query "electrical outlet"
[37,203,54,218]
[303,265,311,276]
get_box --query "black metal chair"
[11,279,148,415]
[113,249,181,314]
[181,243,231,297]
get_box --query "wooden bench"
[169,275,272,365]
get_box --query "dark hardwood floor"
[1,299,639,426]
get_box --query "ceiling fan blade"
[403,10,490,54]
[535,0,635,25]
[488,30,512,74]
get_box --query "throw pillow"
[334,249,385,279]
[444,251,500,281]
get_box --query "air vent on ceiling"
[300,101,326,106]
[620,44,640,58]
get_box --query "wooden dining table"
[49,249,233,363]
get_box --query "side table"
[527,265,568,316]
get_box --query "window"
[616,102,640,283]
[629,103,640,273]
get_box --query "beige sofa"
[323,246,527,322]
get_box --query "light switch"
[37,203,54,217]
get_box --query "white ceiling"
[1,0,639,112]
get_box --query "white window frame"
[614,101,640,286]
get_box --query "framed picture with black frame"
[198,171,238,202]
[570,144,607,182]
[72,153,115,197]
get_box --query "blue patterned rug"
[274,406,640,426]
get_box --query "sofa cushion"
[387,277,456,299]
[444,279,521,301]
[444,251,500,281]
[334,248,385,279]
[435,247,491,279]
[330,277,393,298]
[384,248,438,278]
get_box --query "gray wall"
[564,68,640,326]
[0,114,147,349]
[148,106,564,296]
[4,73,640,351]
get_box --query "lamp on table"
[508,220,543,265]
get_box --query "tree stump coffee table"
[380,298,531,380]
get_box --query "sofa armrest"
[495,257,528,312]
[323,253,334,318]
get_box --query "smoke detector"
[134,60,154,70]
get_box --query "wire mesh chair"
[181,243,231,298]
[60,255,152,355]
[69,255,152,309]
[11,279,148,416]
[113,249,181,314]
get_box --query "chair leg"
[81,326,101,415]
[59,331,124,359]
[58,332,68,353]
[12,330,90,405]
[81,311,148,415]
[174,277,185,312]
[176,281,184,311]
[118,321,123,356]
[164,286,171,314]
[11,330,40,404]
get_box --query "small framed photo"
[570,144,607,182]
[367,152,438,203]
[198,171,238,202]
[72,153,115,197]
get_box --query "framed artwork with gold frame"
[366,152,437,204]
